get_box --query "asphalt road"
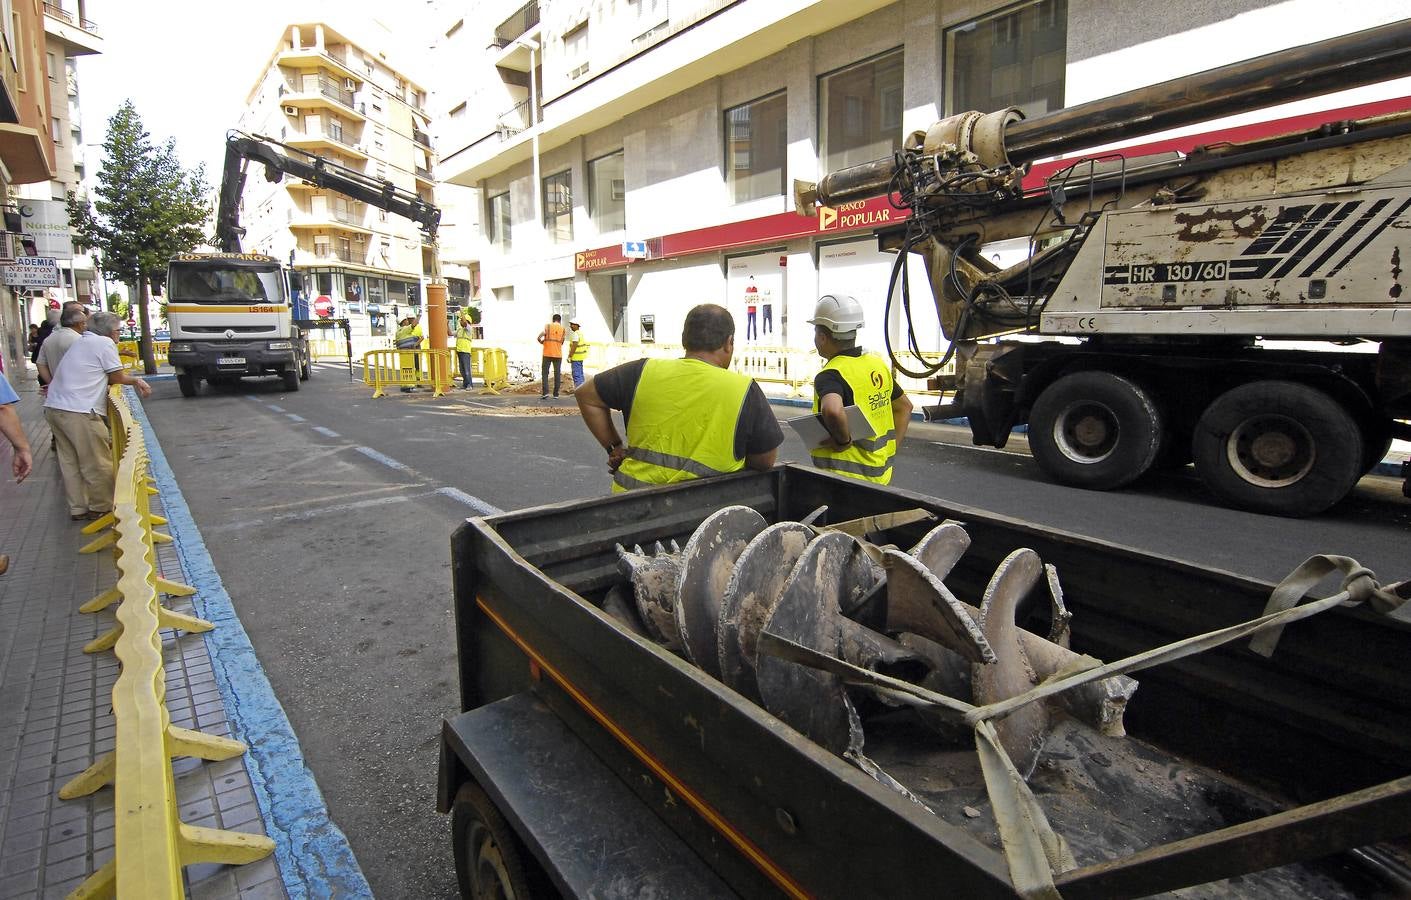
[140,363,1411,898]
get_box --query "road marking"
[435,487,503,516]
[311,426,341,438]
[285,413,306,423]
[267,404,285,412]
[206,489,440,532]
[244,395,258,401]
[355,446,410,471]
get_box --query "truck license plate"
[218,357,246,365]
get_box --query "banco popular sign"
[2,256,60,288]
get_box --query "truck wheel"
[1192,381,1363,517]
[176,373,199,398]
[1361,423,1393,476]
[451,782,534,900]
[1028,371,1164,490]
[280,368,300,392]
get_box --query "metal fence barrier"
[59,387,274,897]
[362,347,453,397]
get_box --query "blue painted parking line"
[285,413,307,423]
[267,404,286,413]
[311,426,341,438]
[128,392,372,899]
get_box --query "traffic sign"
[622,240,648,259]
[313,296,334,317]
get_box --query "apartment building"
[237,22,468,343]
[0,0,65,376]
[435,0,1411,355]
[16,0,103,307]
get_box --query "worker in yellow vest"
[575,304,783,492]
[567,319,589,388]
[455,311,476,390]
[807,294,911,484]
[394,315,423,393]
[537,313,566,399]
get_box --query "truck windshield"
[169,264,285,304]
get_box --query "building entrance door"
[610,273,627,342]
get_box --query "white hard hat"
[807,294,864,336]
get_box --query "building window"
[50,117,60,142]
[588,150,625,234]
[46,51,57,82]
[563,21,589,79]
[487,191,512,250]
[450,102,466,120]
[725,91,786,204]
[542,170,573,244]
[547,278,575,321]
[818,48,904,174]
[946,0,1066,118]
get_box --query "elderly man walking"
[36,301,88,386]
[43,310,151,520]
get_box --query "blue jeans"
[571,360,585,387]
[457,351,473,388]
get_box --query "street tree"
[66,100,211,373]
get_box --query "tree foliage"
[66,100,211,371]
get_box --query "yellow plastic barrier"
[308,337,345,360]
[119,340,170,371]
[60,388,274,898]
[472,347,509,394]
[362,347,453,397]
[731,345,818,397]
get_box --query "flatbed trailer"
[438,465,1411,898]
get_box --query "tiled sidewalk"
[0,374,284,899]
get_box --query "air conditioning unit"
[344,78,357,90]
[283,105,299,117]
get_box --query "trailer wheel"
[1193,381,1362,517]
[176,373,199,397]
[451,782,535,900]
[280,368,300,392]
[1028,372,1164,490]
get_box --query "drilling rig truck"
[797,19,1411,517]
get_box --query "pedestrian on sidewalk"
[537,313,566,399]
[567,320,588,389]
[805,294,911,485]
[30,319,53,364]
[42,311,151,521]
[455,311,476,390]
[0,374,32,575]
[36,302,89,388]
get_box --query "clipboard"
[787,405,877,448]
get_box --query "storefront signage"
[575,195,906,272]
[2,256,60,288]
[622,240,648,259]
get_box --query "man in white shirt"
[43,310,152,520]
[35,302,88,386]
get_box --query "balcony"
[277,42,361,82]
[281,74,365,120]
[313,245,359,263]
[285,128,368,161]
[414,166,433,183]
[494,2,539,48]
[42,2,102,55]
[412,128,431,148]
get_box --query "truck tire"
[1361,423,1393,476]
[1028,371,1164,490]
[280,368,299,392]
[1192,381,1363,517]
[176,373,199,397]
[451,782,535,900]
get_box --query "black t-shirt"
[813,347,904,406]
[594,358,784,460]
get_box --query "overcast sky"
[75,0,438,185]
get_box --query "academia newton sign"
[2,256,60,288]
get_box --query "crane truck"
[797,19,1411,517]
[165,132,440,396]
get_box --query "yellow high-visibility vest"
[455,324,474,353]
[569,333,589,362]
[614,358,752,492]
[810,351,897,484]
